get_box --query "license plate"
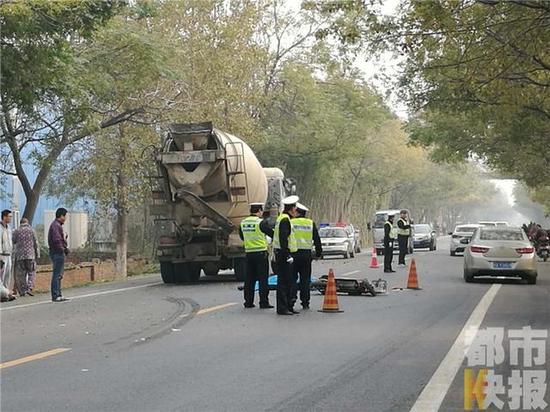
[493,262,512,269]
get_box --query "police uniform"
[383,216,396,272]
[396,212,411,266]
[273,195,299,315]
[291,203,322,310]
[239,203,274,308]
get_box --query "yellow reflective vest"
[385,221,397,240]
[291,217,313,250]
[240,216,268,253]
[397,218,411,236]
[273,213,297,252]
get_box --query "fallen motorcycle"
[311,275,387,296]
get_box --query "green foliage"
[0,0,122,112]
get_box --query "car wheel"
[350,249,356,258]
[343,249,350,259]
[376,248,384,256]
[450,251,456,257]
[525,275,537,285]
[463,268,474,283]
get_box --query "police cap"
[282,195,299,206]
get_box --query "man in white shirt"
[0,209,15,301]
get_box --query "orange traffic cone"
[369,247,380,268]
[318,269,344,313]
[406,259,422,290]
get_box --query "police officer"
[291,203,322,310]
[396,210,411,267]
[273,195,299,315]
[239,203,274,309]
[384,214,396,273]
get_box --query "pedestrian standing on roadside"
[290,203,322,310]
[396,210,412,267]
[0,209,15,297]
[273,195,299,316]
[383,214,396,273]
[239,202,274,309]
[12,218,40,297]
[48,208,69,302]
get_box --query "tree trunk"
[22,190,40,225]
[115,126,129,277]
[116,205,128,278]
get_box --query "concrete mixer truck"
[149,122,295,283]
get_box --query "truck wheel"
[160,262,175,284]
[173,263,202,283]
[202,263,220,277]
[187,263,202,282]
[203,267,219,277]
[233,257,247,282]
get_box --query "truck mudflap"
[312,276,388,296]
[175,189,235,233]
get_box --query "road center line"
[196,302,238,315]
[409,284,501,412]
[0,282,163,312]
[0,348,71,370]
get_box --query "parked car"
[412,224,437,250]
[463,226,537,284]
[450,224,481,256]
[323,222,358,257]
[319,227,355,259]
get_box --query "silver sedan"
[463,227,537,284]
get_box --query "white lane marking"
[409,284,501,412]
[196,302,238,315]
[340,270,360,277]
[314,270,360,278]
[0,282,163,312]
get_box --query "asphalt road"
[1,237,549,412]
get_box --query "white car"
[319,227,355,259]
[478,221,498,227]
[450,224,481,256]
[463,226,537,284]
